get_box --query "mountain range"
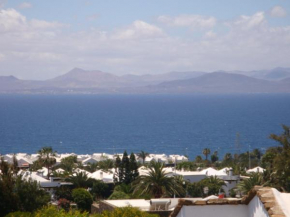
[0,67,290,94]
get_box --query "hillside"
[237,67,290,80]
[0,76,44,92]
[0,68,290,94]
[45,68,125,88]
[140,72,290,94]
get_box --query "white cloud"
[0,9,65,33]
[227,12,266,30]
[0,9,290,79]
[158,14,216,29]
[270,6,287,17]
[18,2,32,9]
[112,20,165,40]
[0,8,26,32]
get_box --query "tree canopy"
[37,146,57,179]
[0,158,50,216]
[72,188,93,212]
[137,151,149,164]
[132,162,184,198]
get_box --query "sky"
[0,0,290,80]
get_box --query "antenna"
[235,133,241,156]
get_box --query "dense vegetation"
[0,159,50,216]
[187,176,226,197]
[132,162,185,198]
[1,125,289,216]
[6,206,158,217]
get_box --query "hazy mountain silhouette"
[234,67,290,80]
[0,67,290,94]
[0,76,45,92]
[46,68,123,88]
[140,72,289,93]
[121,71,206,85]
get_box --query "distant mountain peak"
[0,75,18,81]
[68,67,86,73]
[66,68,108,75]
[1,67,290,94]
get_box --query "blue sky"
[8,0,290,31]
[1,0,290,79]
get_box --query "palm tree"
[60,155,77,173]
[204,176,224,185]
[201,176,226,195]
[252,148,263,161]
[223,153,232,161]
[66,172,94,188]
[12,154,19,175]
[195,155,203,163]
[236,173,264,194]
[176,162,195,171]
[98,159,114,171]
[38,146,57,179]
[132,162,184,198]
[137,151,149,164]
[203,148,211,161]
[269,125,290,192]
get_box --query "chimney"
[229,168,233,176]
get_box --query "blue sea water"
[0,94,289,159]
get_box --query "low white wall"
[183,174,206,183]
[273,188,290,216]
[247,196,269,217]
[176,205,248,217]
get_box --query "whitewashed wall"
[176,205,248,217]
[247,196,269,217]
[176,196,270,217]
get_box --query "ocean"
[0,94,289,160]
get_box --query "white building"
[174,167,239,196]
[246,166,265,174]
[171,187,290,217]
[89,169,114,183]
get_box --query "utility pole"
[248,145,251,169]
[235,133,241,156]
[174,156,177,198]
[235,133,241,168]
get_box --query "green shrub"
[95,207,159,217]
[5,206,90,217]
[108,191,130,200]
[72,188,93,212]
[5,212,32,217]
[58,198,70,211]
[34,205,89,217]
[229,188,236,198]
[90,181,109,200]
[54,186,73,201]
